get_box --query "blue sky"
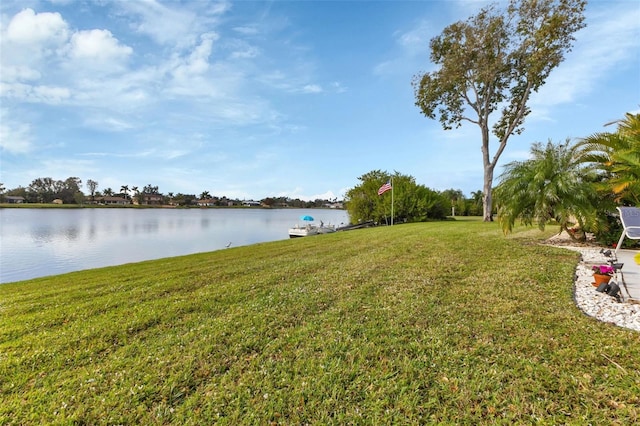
[1,0,639,201]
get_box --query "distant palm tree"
[120,185,129,200]
[469,190,484,216]
[494,139,598,239]
[200,191,211,200]
[104,188,114,196]
[577,112,640,205]
[131,186,139,204]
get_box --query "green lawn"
[1,219,639,424]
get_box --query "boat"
[288,221,336,238]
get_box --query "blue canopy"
[300,215,314,221]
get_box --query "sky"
[1,0,639,201]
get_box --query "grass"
[1,219,639,424]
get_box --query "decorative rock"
[560,245,640,332]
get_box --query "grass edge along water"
[1,219,639,424]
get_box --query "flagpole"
[391,177,394,226]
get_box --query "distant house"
[52,199,63,204]
[95,196,130,205]
[325,202,344,209]
[242,200,261,207]
[4,196,25,204]
[137,193,164,205]
[197,198,218,207]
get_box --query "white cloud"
[0,82,70,104]
[83,116,134,132]
[185,33,217,74]
[373,19,436,77]
[301,84,322,94]
[329,82,347,93]
[165,33,220,96]
[68,29,133,64]
[117,0,230,47]
[26,159,96,181]
[69,70,151,110]
[1,8,137,108]
[0,109,33,154]
[528,4,640,117]
[125,0,198,45]
[233,25,259,36]
[395,19,434,55]
[32,85,71,104]
[5,8,68,46]
[228,40,260,59]
[1,8,69,76]
[1,66,41,83]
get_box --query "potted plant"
[591,264,614,287]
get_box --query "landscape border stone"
[546,232,640,332]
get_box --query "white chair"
[615,207,640,253]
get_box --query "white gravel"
[557,244,640,332]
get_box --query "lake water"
[0,208,349,284]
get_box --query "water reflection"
[31,224,80,243]
[1,208,349,284]
[133,220,159,234]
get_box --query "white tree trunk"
[483,165,494,222]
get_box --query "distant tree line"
[1,177,85,205]
[0,179,347,209]
[1,175,487,221]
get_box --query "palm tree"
[120,185,129,200]
[131,186,139,204]
[200,191,211,200]
[103,188,114,196]
[577,112,640,205]
[494,139,598,239]
[469,190,484,216]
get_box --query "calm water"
[0,208,349,284]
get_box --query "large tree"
[59,177,83,204]
[28,177,57,203]
[86,179,98,202]
[413,0,586,221]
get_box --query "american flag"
[377,181,392,195]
